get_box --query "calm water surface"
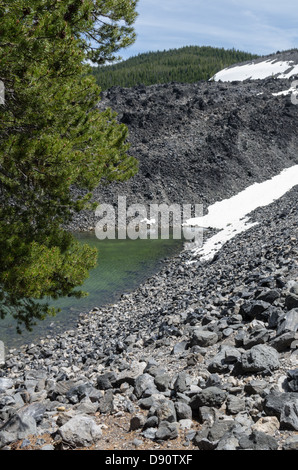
[0,233,183,349]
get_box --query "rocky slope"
[69,58,298,231]
[0,183,297,451]
[0,51,298,451]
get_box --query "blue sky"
[119,0,298,59]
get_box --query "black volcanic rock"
[1,51,298,450]
[68,74,298,231]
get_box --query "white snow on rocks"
[185,165,298,262]
[272,84,298,98]
[212,59,298,82]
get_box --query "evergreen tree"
[0,0,138,332]
[92,45,259,90]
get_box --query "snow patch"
[212,59,298,82]
[272,84,298,97]
[185,165,298,262]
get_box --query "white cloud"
[119,0,298,59]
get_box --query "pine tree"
[92,46,259,89]
[0,0,139,332]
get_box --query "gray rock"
[115,361,146,386]
[171,340,188,355]
[285,294,298,310]
[0,378,13,393]
[134,374,155,399]
[238,431,278,450]
[234,329,246,347]
[205,373,222,388]
[18,403,46,425]
[267,306,285,329]
[175,401,192,420]
[289,282,298,296]
[96,372,117,390]
[0,394,16,410]
[190,328,218,347]
[198,406,216,425]
[24,370,47,393]
[270,331,298,352]
[287,369,298,392]
[97,390,114,414]
[241,344,279,373]
[141,427,157,440]
[138,396,157,410]
[20,438,31,449]
[0,414,37,448]
[193,433,218,450]
[190,386,228,410]
[264,392,298,421]
[173,371,189,393]
[47,379,83,401]
[148,398,177,423]
[256,289,280,304]
[56,411,76,428]
[58,415,102,448]
[154,373,171,392]
[74,397,99,415]
[207,418,235,442]
[41,444,55,450]
[66,382,98,404]
[155,421,179,441]
[276,308,298,336]
[226,395,246,415]
[129,414,146,431]
[242,328,272,349]
[282,435,298,450]
[240,300,271,321]
[222,328,233,337]
[143,415,159,429]
[280,401,298,431]
[244,379,268,396]
[143,358,159,375]
[178,419,193,430]
[208,345,242,373]
[180,394,196,409]
[216,435,240,451]
[88,388,104,403]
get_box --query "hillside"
[1,50,298,452]
[91,46,259,90]
[69,49,298,232]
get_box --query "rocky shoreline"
[1,56,298,450]
[0,183,297,450]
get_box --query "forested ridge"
[92,46,260,89]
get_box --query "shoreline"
[0,184,297,450]
[0,234,185,351]
[2,54,298,450]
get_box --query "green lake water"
[0,233,183,349]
